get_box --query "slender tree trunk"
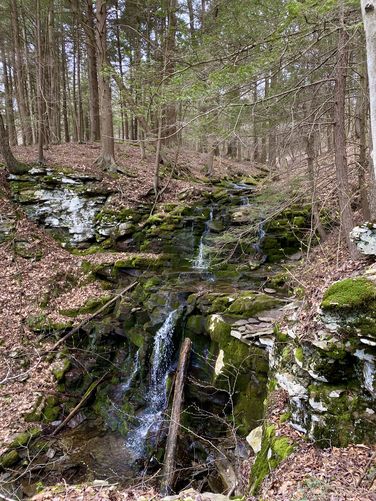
[334,10,357,257]
[77,31,85,143]
[10,0,32,145]
[36,0,45,164]
[2,50,17,146]
[163,0,178,145]
[86,0,101,141]
[361,0,376,219]
[153,119,163,194]
[95,0,116,170]
[355,62,371,220]
[115,0,126,141]
[306,131,327,241]
[61,38,70,142]
[187,0,195,36]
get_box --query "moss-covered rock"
[226,292,281,318]
[60,295,112,318]
[321,277,376,311]
[249,424,294,495]
[52,358,71,382]
[10,428,41,448]
[0,450,20,469]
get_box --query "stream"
[9,179,306,496]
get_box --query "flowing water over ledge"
[4,179,314,496]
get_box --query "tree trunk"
[61,38,70,142]
[187,0,195,36]
[361,0,376,220]
[1,49,17,146]
[95,0,115,170]
[86,0,101,141]
[36,0,45,164]
[355,61,372,220]
[306,131,327,241]
[10,0,32,145]
[160,338,192,495]
[0,114,28,174]
[334,10,358,258]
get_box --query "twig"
[46,282,138,354]
[51,372,109,436]
[356,451,376,487]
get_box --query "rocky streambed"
[1,168,375,499]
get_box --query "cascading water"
[252,221,267,262]
[121,350,140,393]
[240,195,250,206]
[193,208,214,270]
[125,309,179,458]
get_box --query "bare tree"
[94,0,116,171]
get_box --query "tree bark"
[160,338,192,495]
[10,0,32,145]
[95,0,116,171]
[86,0,101,141]
[305,131,327,241]
[361,0,376,220]
[334,9,358,258]
[0,114,28,174]
[36,0,45,164]
[1,49,17,146]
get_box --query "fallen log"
[51,372,109,436]
[46,281,138,354]
[160,337,192,495]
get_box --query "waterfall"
[121,350,140,393]
[125,309,179,457]
[240,195,250,206]
[193,208,213,270]
[252,221,267,262]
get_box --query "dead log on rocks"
[160,337,192,495]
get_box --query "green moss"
[275,325,288,342]
[24,396,44,422]
[186,315,204,334]
[233,381,265,435]
[321,277,376,311]
[205,314,231,345]
[226,292,281,318]
[249,424,294,495]
[292,216,306,227]
[27,314,72,333]
[0,450,20,469]
[60,295,112,318]
[42,396,60,422]
[294,347,304,363]
[52,358,71,382]
[279,411,291,423]
[10,428,41,448]
[125,327,145,348]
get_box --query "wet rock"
[9,169,111,246]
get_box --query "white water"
[241,195,250,206]
[125,309,179,457]
[121,350,140,393]
[193,208,214,270]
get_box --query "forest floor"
[0,143,375,500]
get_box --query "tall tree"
[95,0,116,170]
[334,4,357,257]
